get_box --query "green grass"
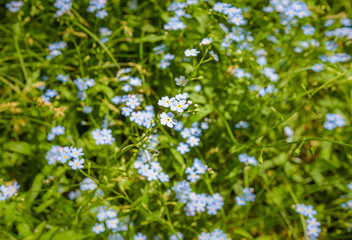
[1,0,352,239]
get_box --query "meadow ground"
[1,0,352,239]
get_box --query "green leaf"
[258,148,264,165]
[135,34,166,43]
[188,104,213,124]
[347,152,352,161]
[95,84,114,99]
[52,230,87,240]
[16,221,32,237]
[141,184,149,206]
[194,13,209,34]
[23,221,47,240]
[170,148,186,172]
[4,202,17,225]
[3,141,32,155]
[34,198,56,213]
[39,227,59,240]
[26,174,44,205]
[233,228,254,239]
[181,63,194,74]
[141,24,156,33]
[309,169,324,186]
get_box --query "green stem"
[73,39,85,77]
[285,179,308,239]
[234,137,352,151]
[73,21,121,71]
[14,35,29,85]
[214,106,238,145]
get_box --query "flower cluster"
[91,128,115,145]
[173,181,224,216]
[175,76,188,86]
[325,18,352,38]
[262,67,279,82]
[41,89,58,103]
[57,146,85,169]
[133,233,147,240]
[113,68,158,129]
[68,189,81,200]
[254,49,268,65]
[341,182,352,210]
[116,68,132,78]
[239,153,257,166]
[164,16,187,31]
[264,1,311,20]
[294,40,320,53]
[115,68,142,91]
[198,229,228,240]
[134,135,170,182]
[326,27,352,38]
[232,68,252,79]
[8,0,352,238]
[92,206,119,235]
[235,121,249,129]
[88,0,108,19]
[54,0,72,17]
[209,50,219,61]
[341,200,352,210]
[185,158,207,183]
[177,121,207,155]
[249,84,276,97]
[325,41,338,51]
[220,27,253,50]
[324,113,346,130]
[164,2,193,30]
[6,1,23,13]
[302,24,315,35]
[284,126,294,142]
[194,84,202,92]
[213,2,246,26]
[45,145,62,165]
[169,232,183,240]
[312,63,325,72]
[57,73,70,83]
[108,233,124,240]
[45,145,85,169]
[159,53,175,69]
[73,77,96,100]
[295,204,321,239]
[47,125,65,141]
[37,76,48,90]
[114,95,155,128]
[159,98,189,128]
[153,44,166,55]
[184,48,200,57]
[100,27,112,44]
[80,178,97,191]
[0,182,20,201]
[47,41,66,60]
[159,93,190,116]
[82,106,93,114]
[235,187,256,206]
[319,53,351,63]
[183,121,205,145]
